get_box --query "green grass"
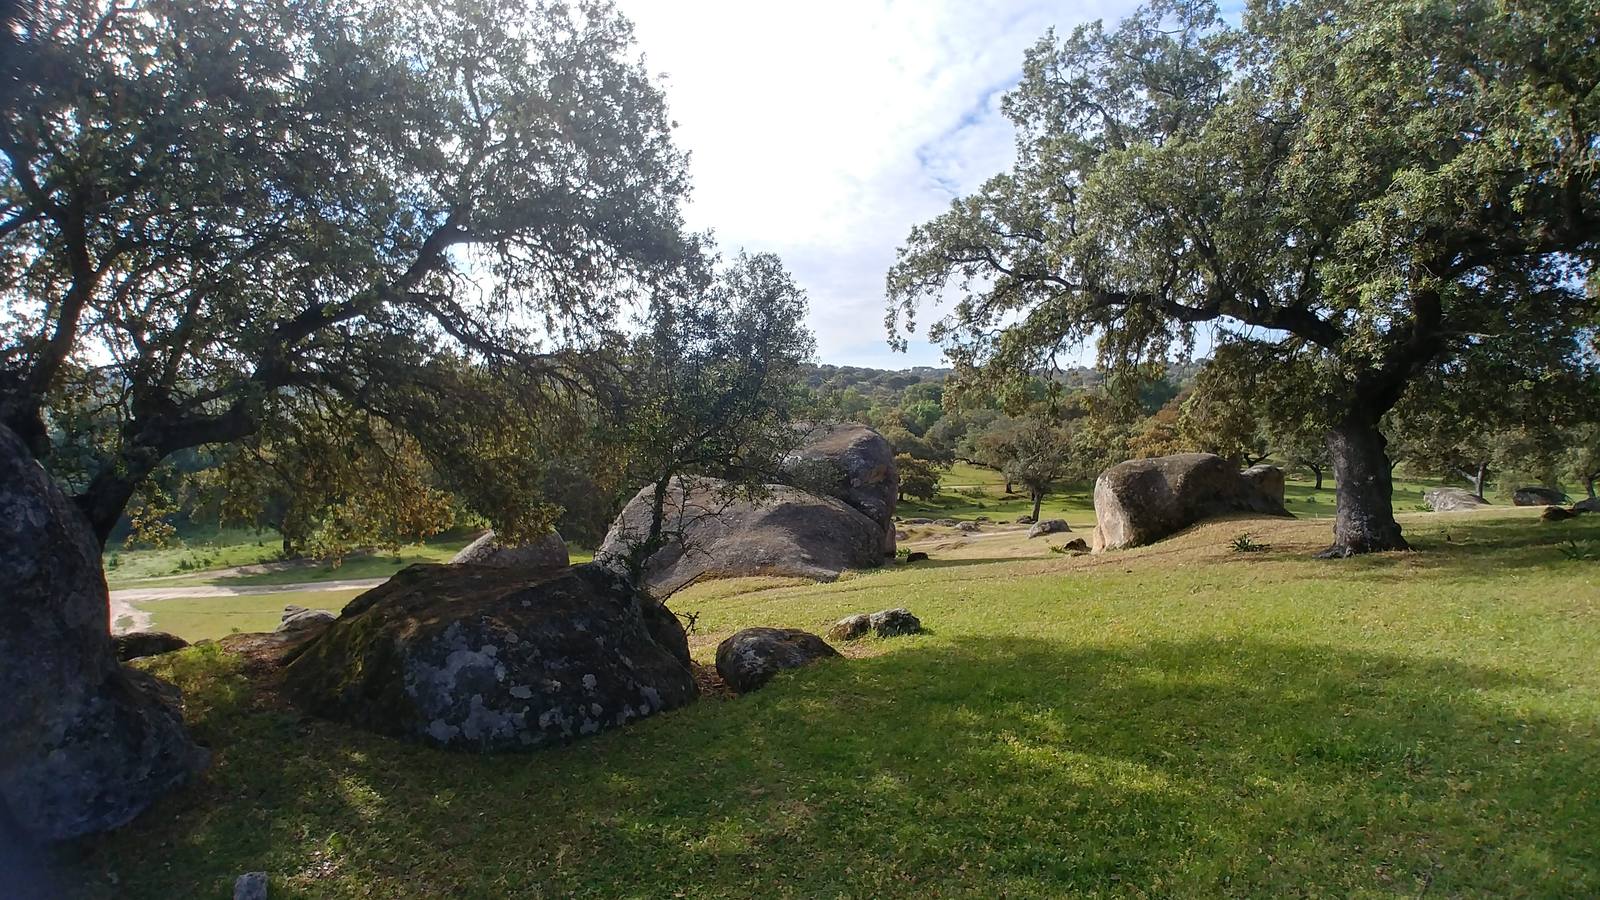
[58,510,1600,897]
[139,589,371,642]
[104,527,288,585]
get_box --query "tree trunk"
[1031,491,1043,523]
[1308,463,1323,491]
[1586,475,1596,499]
[1473,464,1488,501]
[74,465,154,549]
[1005,480,1014,494]
[1320,414,1409,557]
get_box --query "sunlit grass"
[60,510,1600,897]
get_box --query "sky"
[613,0,1138,370]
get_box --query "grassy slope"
[57,510,1600,897]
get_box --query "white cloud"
[614,0,1135,368]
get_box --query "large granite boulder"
[1425,487,1490,511]
[276,604,336,635]
[450,530,569,571]
[0,425,206,842]
[715,627,840,693]
[1513,486,1568,507]
[1091,453,1292,551]
[598,477,885,597]
[784,424,898,554]
[281,563,694,751]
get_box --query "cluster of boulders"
[1090,453,1291,551]
[826,608,922,641]
[712,607,924,694]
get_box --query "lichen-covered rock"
[1514,486,1568,507]
[956,521,980,532]
[1027,519,1070,538]
[715,627,840,693]
[598,477,885,597]
[1425,487,1490,512]
[934,518,958,527]
[827,614,872,641]
[234,871,268,900]
[281,563,694,751]
[1015,515,1035,524]
[276,605,336,635]
[0,424,206,842]
[1091,454,1291,551]
[1059,538,1090,553]
[785,424,898,554]
[111,631,190,662]
[869,608,922,637]
[450,530,569,571]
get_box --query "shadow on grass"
[1337,515,1600,582]
[57,630,1600,898]
[901,555,1041,571]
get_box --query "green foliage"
[2,0,695,542]
[1229,533,1269,553]
[895,453,944,501]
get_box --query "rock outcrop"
[715,627,840,693]
[282,563,694,751]
[111,631,190,662]
[1091,453,1291,551]
[0,424,206,842]
[1513,486,1567,507]
[598,477,885,597]
[450,530,569,571]
[1424,487,1491,512]
[784,424,898,554]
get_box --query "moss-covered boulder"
[281,563,694,752]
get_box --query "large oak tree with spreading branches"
[887,0,1598,556]
[1,0,696,546]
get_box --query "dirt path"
[108,578,388,636]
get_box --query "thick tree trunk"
[1586,475,1596,499]
[1473,464,1488,501]
[1031,491,1043,522]
[1320,414,1409,557]
[74,466,151,549]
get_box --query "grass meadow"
[54,508,1600,897]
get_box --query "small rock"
[827,614,871,641]
[901,518,932,525]
[1015,515,1035,524]
[869,608,922,637]
[110,631,189,662]
[956,521,980,532]
[934,518,958,527]
[904,551,929,563]
[893,529,909,541]
[715,628,840,693]
[975,516,990,522]
[1059,538,1090,553]
[1027,519,1071,538]
[1542,506,1577,522]
[276,605,336,635]
[234,872,268,900]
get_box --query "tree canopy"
[888,0,1598,555]
[1,0,695,544]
